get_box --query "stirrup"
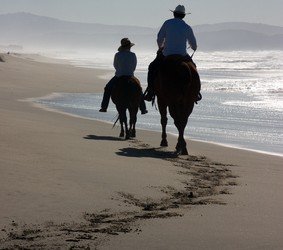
[144,93,154,102]
[197,93,202,101]
[143,87,154,102]
[194,93,202,104]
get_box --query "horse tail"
[127,77,142,110]
[112,114,120,128]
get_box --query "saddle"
[117,75,140,85]
[164,54,197,72]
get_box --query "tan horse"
[154,55,200,155]
[111,76,142,139]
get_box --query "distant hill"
[0,12,282,51]
[194,22,283,36]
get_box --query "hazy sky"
[0,0,282,27]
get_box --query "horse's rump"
[155,55,200,103]
[155,55,192,102]
[111,76,142,108]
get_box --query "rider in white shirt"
[144,5,200,102]
[157,15,197,56]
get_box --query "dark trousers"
[101,76,117,109]
[101,76,147,112]
[147,52,165,90]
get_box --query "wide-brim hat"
[170,5,191,15]
[118,38,135,51]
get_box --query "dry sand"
[0,53,282,249]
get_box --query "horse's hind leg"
[158,100,168,147]
[122,111,130,140]
[176,129,188,155]
[125,122,130,139]
[119,118,124,138]
[118,109,127,138]
[129,108,138,138]
[175,119,188,155]
[170,106,188,155]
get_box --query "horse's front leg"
[158,100,168,147]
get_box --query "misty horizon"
[1,12,283,53]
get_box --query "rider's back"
[157,18,197,56]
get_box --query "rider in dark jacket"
[100,38,147,114]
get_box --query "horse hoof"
[181,150,188,155]
[119,133,124,138]
[175,147,188,156]
[180,149,188,155]
[160,140,168,147]
[130,132,136,138]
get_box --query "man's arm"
[113,53,118,70]
[157,22,166,49]
[187,26,197,51]
[132,53,137,72]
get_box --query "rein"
[187,45,195,58]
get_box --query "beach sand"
[0,53,282,249]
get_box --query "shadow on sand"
[84,135,177,159]
[84,134,123,141]
[116,146,177,159]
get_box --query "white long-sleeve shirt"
[113,50,137,77]
[157,18,197,56]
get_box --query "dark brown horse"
[154,55,200,155]
[111,76,142,139]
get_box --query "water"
[36,50,283,156]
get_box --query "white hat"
[170,5,191,15]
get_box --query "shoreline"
[27,91,283,158]
[1,53,282,249]
[29,98,283,158]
